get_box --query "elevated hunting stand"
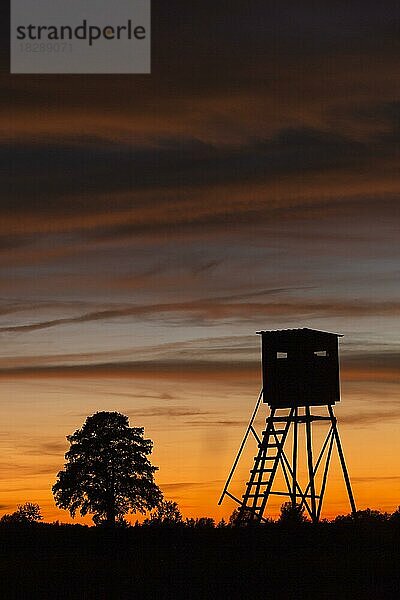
[219,328,356,523]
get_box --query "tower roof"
[256,327,342,339]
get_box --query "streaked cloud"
[1,297,399,333]
[341,407,400,426]
[159,481,223,492]
[352,475,400,483]
[0,351,398,386]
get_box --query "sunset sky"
[0,2,399,523]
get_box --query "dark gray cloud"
[0,128,391,210]
[83,196,400,244]
[0,287,303,332]
[0,350,398,386]
[343,352,400,375]
[0,359,258,380]
[2,1,399,89]
[1,296,399,333]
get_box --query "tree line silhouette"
[2,500,400,529]
[1,410,399,530]
[1,411,399,598]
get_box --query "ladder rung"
[257,442,281,448]
[262,428,286,433]
[253,444,276,460]
[247,481,271,486]
[248,469,273,478]
[250,468,273,473]
[243,494,267,499]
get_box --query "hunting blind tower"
[219,328,356,523]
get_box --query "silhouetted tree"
[278,502,308,525]
[357,508,389,523]
[335,508,388,524]
[52,411,162,527]
[333,513,355,524]
[145,500,183,526]
[0,502,43,526]
[185,517,215,528]
[17,502,43,522]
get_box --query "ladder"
[238,407,294,523]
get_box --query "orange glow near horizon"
[1,364,399,525]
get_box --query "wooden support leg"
[292,407,298,508]
[305,406,317,523]
[328,405,357,517]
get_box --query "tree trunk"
[106,454,116,527]
[106,504,116,527]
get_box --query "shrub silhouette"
[335,508,389,524]
[217,518,228,528]
[185,517,215,528]
[53,411,162,526]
